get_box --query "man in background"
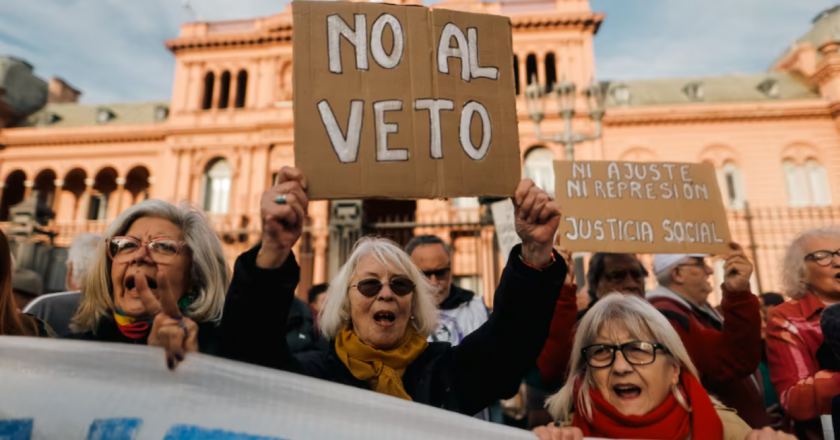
[406,235,488,345]
[24,234,101,336]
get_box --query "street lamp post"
[524,76,606,161]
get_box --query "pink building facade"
[1,0,839,298]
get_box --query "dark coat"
[219,244,566,416]
[68,315,222,355]
[286,296,324,354]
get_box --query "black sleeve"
[451,244,566,416]
[219,244,301,371]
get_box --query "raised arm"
[536,247,579,390]
[451,179,567,415]
[219,167,308,369]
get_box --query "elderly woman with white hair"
[766,226,840,439]
[181,167,566,416]
[533,294,794,440]
[70,199,230,369]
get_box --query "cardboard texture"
[554,161,732,255]
[293,1,521,200]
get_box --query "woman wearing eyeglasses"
[206,167,566,415]
[766,226,840,439]
[69,199,230,367]
[534,294,794,440]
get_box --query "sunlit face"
[596,255,647,299]
[110,217,191,318]
[589,325,680,417]
[802,235,840,301]
[409,244,451,305]
[348,254,414,350]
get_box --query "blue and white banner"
[0,337,539,440]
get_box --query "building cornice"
[0,119,295,147]
[602,99,831,126]
[166,27,292,53]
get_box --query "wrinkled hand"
[258,166,309,269]
[532,424,583,440]
[514,179,562,267]
[722,242,753,292]
[555,246,575,286]
[744,427,796,440]
[137,271,198,371]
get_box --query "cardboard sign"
[293,1,521,200]
[490,199,520,266]
[554,161,732,254]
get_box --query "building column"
[229,72,239,109]
[146,177,155,200]
[52,179,64,219]
[23,180,33,200]
[518,53,527,92]
[79,179,94,221]
[114,177,126,219]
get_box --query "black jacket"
[219,243,566,416]
[69,315,222,355]
[286,296,324,354]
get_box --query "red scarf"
[571,371,723,440]
[113,310,152,340]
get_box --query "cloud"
[0,0,837,103]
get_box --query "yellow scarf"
[334,324,428,401]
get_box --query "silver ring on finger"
[274,194,287,205]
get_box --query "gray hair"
[545,293,699,422]
[319,236,439,340]
[405,235,451,257]
[782,226,840,299]
[66,233,103,290]
[71,200,230,333]
[655,256,692,287]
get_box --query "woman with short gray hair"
[70,199,230,367]
[535,294,793,440]
[766,226,840,438]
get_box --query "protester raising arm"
[650,243,762,385]
[199,174,567,418]
[218,166,308,369]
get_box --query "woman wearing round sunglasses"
[70,199,230,368]
[534,294,794,440]
[205,167,566,417]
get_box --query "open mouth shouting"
[124,274,158,297]
[613,383,642,400]
[373,310,396,328]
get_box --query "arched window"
[783,160,809,208]
[513,55,520,96]
[235,70,248,108]
[526,54,538,86]
[218,71,231,109]
[806,159,832,206]
[523,147,555,196]
[720,162,746,210]
[203,159,231,214]
[202,72,215,110]
[545,53,557,93]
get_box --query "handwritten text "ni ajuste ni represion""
[564,162,725,245]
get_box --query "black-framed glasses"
[422,267,451,280]
[805,249,840,267]
[106,236,186,264]
[604,268,645,283]
[582,341,669,368]
[351,278,415,297]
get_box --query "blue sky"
[0,0,836,104]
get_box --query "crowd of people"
[3,165,840,439]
